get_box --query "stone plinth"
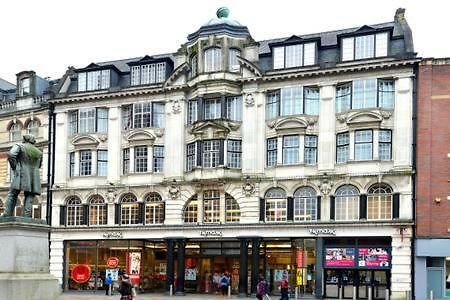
[0,217,60,300]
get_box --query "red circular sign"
[107,257,119,268]
[71,264,91,283]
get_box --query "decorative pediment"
[126,130,157,143]
[267,116,317,134]
[71,135,100,147]
[284,35,303,43]
[354,25,376,33]
[237,57,262,77]
[164,62,189,88]
[189,120,240,138]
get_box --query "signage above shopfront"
[71,264,91,283]
[103,231,123,239]
[308,228,336,236]
[107,257,119,268]
[200,230,223,237]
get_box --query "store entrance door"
[358,270,389,299]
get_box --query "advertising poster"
[105,268,119,281]
[127,252,141,284]
[325,248,356,267]
[358,248,390,268]
[185,268,197,281]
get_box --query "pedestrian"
[213,272,220,294]
[105,273,113,296]
[220,272,229,296]
[279,274,289,300]
[256,276,268,300]
[118,274,133,300]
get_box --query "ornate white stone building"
[49,7,418,299]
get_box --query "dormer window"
[19,78,30,97]
[342,32,389,61]
[130,63,166,86]
[273,43,316,69]
[78,70,110,92]
[228,48,240,72]
[204,48,222,72]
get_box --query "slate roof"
[85,53,175,73]
[0,78,15,92]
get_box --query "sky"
[0,0,448,84]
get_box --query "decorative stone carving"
[245,93,255,107]
[98,135,108,142]
[106,188,117,204]
[380,110,392,119]
[242,176,255,196]
[172,100,181,114]
[319,180,332,196]
[154,129,164,137]
[168,180,180,200]
[336,113,348,123]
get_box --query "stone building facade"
[48,8,417,299]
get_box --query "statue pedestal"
[0,217,60,300]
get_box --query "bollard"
[353,286,357,300]
[338,286,343,300]
[170,284,173,296]
[228,285,231,298]
[295,286,298,299]
[430,290,434,300]
[368,286,373,300]
[385,288,390,300]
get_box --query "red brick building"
[415,58,450,299]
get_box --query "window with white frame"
[341,32,389,61]
[78,70,110,92]
[293,187,317,221]
[281,86,302,116]
[336,83,352,113]
[120,193,139,225]
[227,140,241,168]
[335,185,359,221]
[187,100,198,124]
[304,87,320,115]
[367,184,392,220]
[202,140,221,168]
[225,96,242,121]
[186,143,197,172]
[265,188,287,222]
[144,193,164,225]
[378,130,392,160]
[183,196,198,223]
[130,63,167,86]
[66,196,83,226]
[69,152,75,177]
[79,150,92,176]
[190,55,197,78]
[203,190,220,223]
[204,48,222,72]
[266,138,278,167]
[266,86,319,119]
[273,43,316,69]
[283,135,299,165]
[89,195,107,226]
[228,48,240,72]
[204,99,221,120]
[123,148,130,174]
[355,130,373,161]
[134,146,148,173]
[304,135,318,165]
[153,146,164,173]
[69,108,108,135]
[122,102,165,130]
[97,150,108,176]
[353,79,377,109]
[26,120,39,137]
[336,132,350,163]
[19,77,30,96]
[378,79,395,108]
[266,91,280,119]
[226,193,240,223]
[9,123,22,141]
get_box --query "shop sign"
[308,228,336,236]
[200,230,223,237]
[358,248,390,268]
[107,257,119,268]
[71,264,91,283]
[103,231,123,239]
[325,248,356,267]
[105,268,119,281]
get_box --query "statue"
[1,134,42,218]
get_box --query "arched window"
[27,120,39,137]
[293,187,317,221]
[335,185,359,221]
[204,48,222,72]
[190,54,197,78]
[89,195,107,226]
[265,188,287,222]
[144,192,164,225]
[66,196,83,226]
[368,183,393,220]
[120,193,139,225]
[203,190,220,223]
[225,193,240,223]
[184,195,198,223]
[9,123,22,142]
[0,199,4,215]
[228,48,240,72]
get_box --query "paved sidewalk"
[59,292,260,299]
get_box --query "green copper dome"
[216,7,230,18]
[202,7,242,27]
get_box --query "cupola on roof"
[203,7,242,27]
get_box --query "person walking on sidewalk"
[105,273,113,296]
[280,274,289,300]
[256,276,268,300]
[118,274,133,300]
[220,272,230,296]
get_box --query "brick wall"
[416,59,450,237]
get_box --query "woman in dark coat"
[118,274,133,300]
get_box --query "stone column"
[251,238,261,294]
[318,85,336,172]
[390,229,412,299]
[239,238,249,296]
[107,106,121,183]
[175,239,186,295]
[165,239,175,293]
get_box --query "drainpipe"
[46,101,55,226]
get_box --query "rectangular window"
[96,108,108,133]
[131,63,166,85]
[97,150,108,176]
[134,146,148,173]
[336,83,352,113]
[123,148,130,174]
[155,63,166,83]
[204,99,221,120]
[187,100,198,124]
[285,44,303,68]
[78,72,86,92]
[352,79,377,109]
[375,32,389,57]
[336,132,350,163]
[134,102,152,128]
[79,70,110,91]
[303,43,316,66]
[69,152,75,177]
[153,146,164,173]
[225,96,242,121]
[70,108,108,134]
[273,42,316,69]
[122,105,133,130]
[304,135,318,165]
[69,111,78,135]
[378,130,392,160]
[204,48,222,72]
[266,91,280,119]
[355,130,373,161]
[304,87,320,115]
[355,34,375,60]
[281,86,302,116]
[283,135,299,165]
[79,108,96,133]
[273,47,285,69]
[186,143,196,171]
[227,140,241,168]
[267,138,278,167]
[342,32,389,61]
[202,140,221,168]
[152,102,165,128]
[203,191,220,223]
[228,49,240,72]
[79,150,92,176]
[190,55,197,78]
[130,66,140,86]
[19,78,30,96]
[378,79,395,108]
